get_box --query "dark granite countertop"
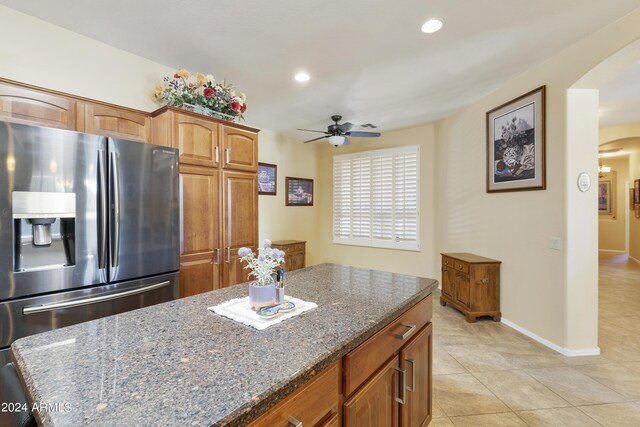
[11,263,437,426]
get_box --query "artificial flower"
[196,72,206,85]
[230,101,241,112]
[203,87,215,98]
[206,74,215,83]
[174,68,190,79]
[240,103,247,113]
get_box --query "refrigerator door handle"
[22,281,172,315]
[110,151,121,268]
[97,148,108,269]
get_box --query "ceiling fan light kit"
[298,115,381,147]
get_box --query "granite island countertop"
[11,263,438,426]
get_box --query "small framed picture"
[286,177,313,206]
[258,163,277,195]
[598,180,613,215]
[486,86,546,193]
[635,179,640,205]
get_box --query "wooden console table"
[271,240,306,272]
[440,253,501,322]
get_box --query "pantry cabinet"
[178,165,220,297]
[152,106,259,292]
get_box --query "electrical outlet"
[549,237,561,251]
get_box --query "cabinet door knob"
[480,278,489,285]
[288,416,302,427]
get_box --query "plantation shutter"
[333,157,351,240]
[333,145,420,251]
[371,153,394,243]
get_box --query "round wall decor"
[577,172,591,192]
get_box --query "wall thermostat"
[577,172,591,192]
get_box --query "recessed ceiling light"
[421,19,443,34]
[294,72,310,82]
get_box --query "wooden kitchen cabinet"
[272,240,306,272]
[179,165,220,297]
[222,170,258,287]
[249,361,341,427]
[440,253,501,322]
[221,125,258,172]
[78,102,150,142]
[344,356,399,427]
[400,324,432,427]
[151,107,220,167]
[0,81,77,130]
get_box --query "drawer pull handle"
[480,277,489,285]
[288,416,302,427]
[457,265,463,270]
[394,367,407,404]
[406,358,416,392]
[394,323,417,340]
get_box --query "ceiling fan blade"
[303,135,328,143]
[343,136,352,146]
[347,131,381,138]
[297,128,328,134]
[337,122,354,132]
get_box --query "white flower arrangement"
[238,240,285,286]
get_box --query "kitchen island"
[11,264,437,426]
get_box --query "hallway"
[431,253,640,426]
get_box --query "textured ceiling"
[600,61,640,128]
[1,0,639,139]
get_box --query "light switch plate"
[549,237,561,250]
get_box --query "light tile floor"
[432,253,640,426]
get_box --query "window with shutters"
[333,145,420,251]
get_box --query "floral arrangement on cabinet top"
[153,68,247,122]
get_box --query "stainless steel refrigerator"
[0,121,180,365]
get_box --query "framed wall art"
[486,86,546,193]
[286,177,313,206]
[258,163,277,195]
[598,180,613,215]
[635,179,640,205]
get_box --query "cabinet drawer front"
[249,361,340,427]
[344,295,432,397]
[442,257,454,268]
[0,82,76,130]
[454,261,469,274]
[294,243,306,252]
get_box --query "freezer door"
[0,122,106,300]
[0,272,179,356]
[108,139,179,282]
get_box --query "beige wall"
[0,5,318,268]
[316,124,437,279]
[434,10,640,353]
[598,157,629,252]
[599,126,640,262]
[258,130,321,265]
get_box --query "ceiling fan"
[298,115,381,147]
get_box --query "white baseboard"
[501,317,601,357]
[630,255,640,265]
[598,249,627,253]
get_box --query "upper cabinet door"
[221,126,257,172]
[0,82,77,130]
[81,103,150,142]
[173,112,220,167]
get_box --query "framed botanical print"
[258,163,277,195]
[487,86,546,193]
[285,177,313,206]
